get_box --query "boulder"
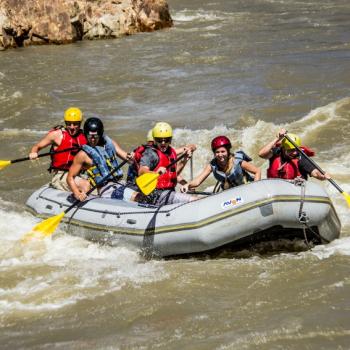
[0,0,173,49]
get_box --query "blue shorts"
[111,184,135,201]
[99,183,135,201]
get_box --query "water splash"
[0,199,168,317]
[309,236,350,259]
[0,128,46,137]
[172,9,228,23]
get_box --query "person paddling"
[181,136,261,193]
[258,129,329,180]
[67,117,133,201]
[137,122,197,205]
[29,107,87,191]
[127,128,197,191]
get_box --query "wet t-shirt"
[139,148,159,170]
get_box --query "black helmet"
[84,117,104,137]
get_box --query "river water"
[1,0,350,348]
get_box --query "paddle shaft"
[11,147,80,164]
[168,151,187,170]
[64,159,128,214]
[187,190,213,196]
[284,134,344,194]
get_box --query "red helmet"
[211,136,232,151]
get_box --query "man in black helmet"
[67,117,133,201]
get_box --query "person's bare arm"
[112,140,133,161]
[29,129,62,159]
[258,128,286,159]
[310,169,330,181]
[67,151,88,201]
[176,145,197,175]
[174,144,197,155]
[138,165,154,176]
[241,161,261,181]
[180,164,212,192]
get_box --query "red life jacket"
[267,146,315,180]
[267,157,301,179]
[50,127,87,171]
[153,146,178,190]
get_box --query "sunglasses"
[65,122,81,127]
[154,137,172,144]
[87,133,100,139]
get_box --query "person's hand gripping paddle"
[0,147,80,171]
[284,133,350,207]
[136,153,187,196]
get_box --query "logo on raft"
[221,196,243,209]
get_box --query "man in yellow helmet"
[137,122,197,205]
[258,128,329,180]
[29,107,88,191]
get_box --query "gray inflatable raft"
[26,179,341,257]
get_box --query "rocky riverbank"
[0,0,172,50]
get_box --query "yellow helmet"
[282,133,301,150]
[146,129,154,142]
[152,122,173,139]
[64,107,83,123]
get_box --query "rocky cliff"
[0,0,172,49]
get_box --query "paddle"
[136,152,187,195]
[284,133,350,207]
[0,147,80,171]
[22,159,128,242]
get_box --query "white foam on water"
[310,237,350,260]
[172,9,228,22]
[11,91,22,99]
[0,90,23,102]
[0,299,77,312]
[0,202,37,243]
[219,326,350,349]
[0,128,46,136]
[0,199,168,315]
[203,23,223,31]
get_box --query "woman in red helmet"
[180,135,261,193]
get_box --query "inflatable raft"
[26,179,341,257]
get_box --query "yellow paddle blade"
[0,160,11,170]
[21,212,65,242]
[136,172,160,195]
[342,191,350,208]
